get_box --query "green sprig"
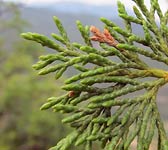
[22,0,168,149]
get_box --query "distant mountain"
[24,2,131,19]
[20,6,123,41]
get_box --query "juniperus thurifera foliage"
[21,0,168,149]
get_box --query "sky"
[4,0,168,13]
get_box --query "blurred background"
[0,0,167,150]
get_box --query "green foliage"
[0,2,72,150]
[0,41,71,150]
[22,0,168,150]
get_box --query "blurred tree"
[0,1,70,150]
[0,0,28,33]
[0,43,70,150]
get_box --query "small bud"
[68,91,75,97]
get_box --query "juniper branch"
[21,0,168,150]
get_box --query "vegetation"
[21,0,168,150]
[0,1,70,150]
